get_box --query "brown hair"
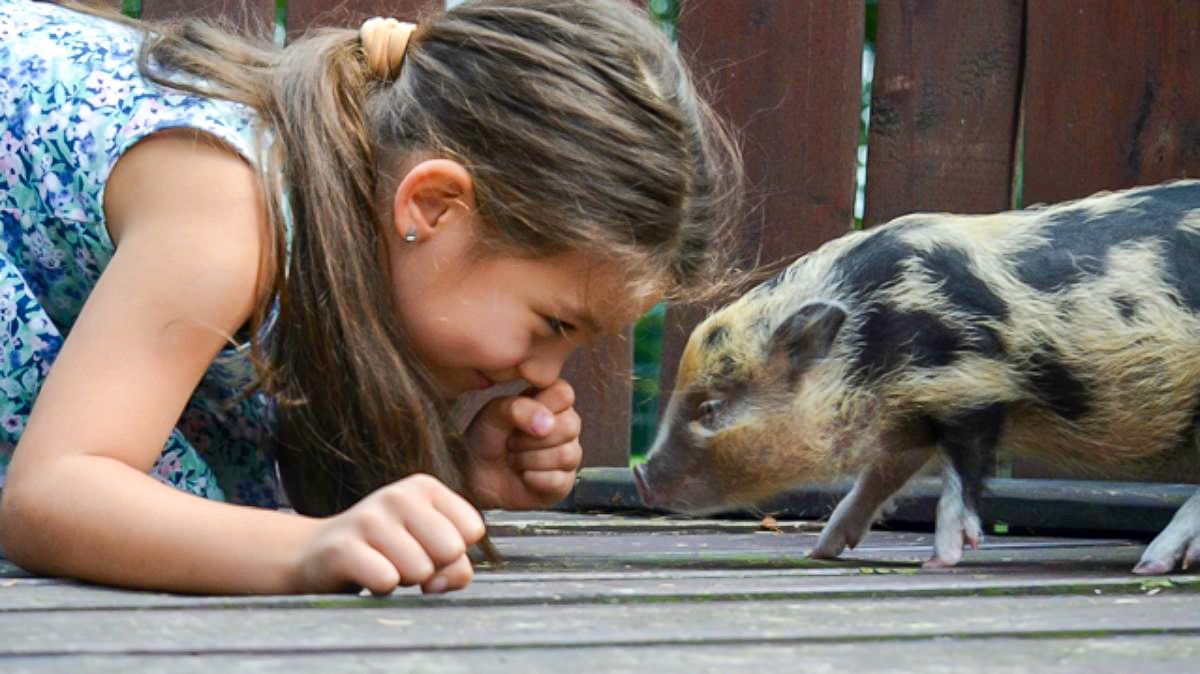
[59,0,744,516]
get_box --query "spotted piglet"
[635,181,1200,573]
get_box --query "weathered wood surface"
[5,637,1200,674]
[4,511,1200,672]
[1021,0,1200,207]
[863,0,1023,226]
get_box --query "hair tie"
[360,17,417,81]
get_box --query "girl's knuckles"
[431,540,468,566]
[351,509,394,539]
[557,411,581,438]
[402,560,436,585]
[401,473,441,494]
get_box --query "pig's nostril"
[632,464,652,506]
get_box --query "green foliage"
[647,0,681,42]
[628,1,680,459]
[121,0,141,18]
[854,1,877,230]
[630,303,665,457]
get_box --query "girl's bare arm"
[0,132,482,594]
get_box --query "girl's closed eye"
[543,316,576,336]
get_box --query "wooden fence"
[113,1,1200,481]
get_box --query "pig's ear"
[767,300,847,378]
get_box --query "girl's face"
[387,160,654,399]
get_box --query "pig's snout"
[633,453,724,513]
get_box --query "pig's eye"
[697,399,725,428]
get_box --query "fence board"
[1022,0,1200,206]
[286,0,431,39]
[863,0,1023,227]
[658,0,863,410]
[139,0,274,36]
[561,335,634,468]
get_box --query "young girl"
[0,0,741,594]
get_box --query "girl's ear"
[391,159,476,243]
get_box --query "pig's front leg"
[810,445,935,559]
[1133,489,1200,575]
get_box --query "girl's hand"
[294,474,485,595]
[465,379,583,510]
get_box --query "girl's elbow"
[0,468,57,569]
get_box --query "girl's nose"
[517,344,574,390]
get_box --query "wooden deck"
[4,508,1200,673]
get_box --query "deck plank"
[2,511,1196,671]
[4,570,1195,612]
[4,593,1200,655]
[4,637,1200,674]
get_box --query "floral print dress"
[0,0,286,507]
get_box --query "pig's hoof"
[1133,491,1200,574]
[808,537,847,560]
[810,522,867,559]
[929,511,981,569]
[922,555,960,569]
[1132,559,1172,575]
[1133,530,1200,575]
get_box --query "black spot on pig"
[1112,295,1138,321]
[918,245,1010,320]
[933,403,1007,511]
[1015,182,1199,293]
[703,325,729,349]
[716,355,736,378]
[1187,397,1200,443]
[963,323,1005,358]
[761,270,786,291]
[1026,347,1090,420]
[835,227,918,299]
[1163,227,1200,310]
[851,305,964,381]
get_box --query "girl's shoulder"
[1,0,288,255]
[104,128,268,256]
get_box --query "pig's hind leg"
[809,445,936,559]
[925,404,1005,568]
[925,465,984,568]
[1133,489,1200,575]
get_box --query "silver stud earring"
[403,229,417,243]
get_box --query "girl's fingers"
[399,506,472,569]
[508,397,556,437]
[359,521,434,587]
[421,554,474,594]
[415,475,487,544]
[508,407,581,451]
[520,469,576,496]
[529,379,575,414]
[339,540,404,596]
[508,442,583,472]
